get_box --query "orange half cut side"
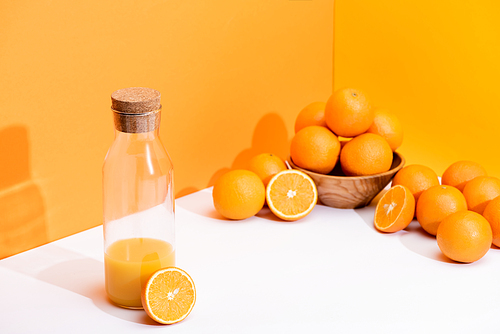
[141,267,196,324]
[266,170,318,221]
[374,185,415,233]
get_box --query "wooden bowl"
[288,152,405,209]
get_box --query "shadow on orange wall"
[0,126,48,259]
[208,112,290,187]
[176,112,289,198]
[176,112,290,198]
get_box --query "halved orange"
[141,267,196,324]
[374,185,415,233]
[266,169,318,221]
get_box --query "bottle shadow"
[0,244,161,325]
[0,126,48,259]
[37,257,162,325]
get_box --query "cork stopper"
[111,87,161,114]
[111,87,161,133]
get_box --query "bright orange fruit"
[324,88,374,137]
[442,161,487,192]
[416,185,468,236]
[212,170,265,220]
[141,267,196,324]
[392,164,439,204]
[437,210,492,263]
[483,196,500,247]
[266,169,318,221]
[340,133,393,176]
[294,102,327,133]
[462,176,500,214]
[374,185,415,233]
[366,108,403,151]
[290,126,340,175]
[248,153,287,186]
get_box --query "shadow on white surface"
[2,245,162,325]
[255,206,282,222]
[178,189,301,224]
[37,257,163,325]
[353,202,377,232]
[398,221,455,263]
[353,191,456,264]
[353,187,390,232]
[255,206,307,224]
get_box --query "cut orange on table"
[374,185,415,233]
[266,169,318,221]
[141,267,196,325]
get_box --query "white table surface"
[1,187,500,333]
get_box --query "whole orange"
[212,170,265,220]
[290,126,340,175]
[294,102,327,133]
[248,153,287,186]
[437,210,492,263]
[324,88,374,137]
[340,133,393,176]
[482,196,500,247]
[442,161,487,192]
[366,108,403,151]
[462,176,500,214]
[416,185,467,236]
[392,165,440,204]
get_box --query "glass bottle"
[102,87,175,309]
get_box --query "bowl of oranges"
[288,88,405,209]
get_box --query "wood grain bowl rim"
[288,152,406,181]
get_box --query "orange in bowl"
[294,101,327,133]
[366,108,403,151]
[290,125,340,175]
[325,88,373,137]
[340,133,393,176]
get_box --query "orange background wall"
[335,0,500,176]
[1,0,500,258]
[0,0,333,258]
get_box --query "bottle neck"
[114,127,160,141]
[112,108,161,134]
